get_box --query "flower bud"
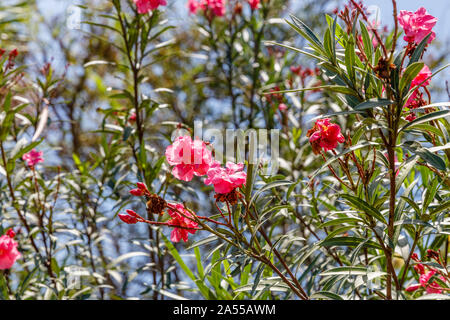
[6,228,15,238]
[129,188,145,196]
[125,209,139,217]
[118,214,138,224]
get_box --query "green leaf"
[406,124,444,138]
[340,194,387,224]
[326,14,347,46]
[402,141,446,171]
[264,41,327,63]
[0,274,9,300]
[400,110,450,133]
[163,234,214,299]
[417,149,446,171]
[320,237,382,250]
[395,155,419,193]
[17,267,39,298]
[430,200,450,216]
[187,235,218,250]
[354,99,393,111]
[249,180,293,207]
[408,33,432,65]
[263,85,358,96]
[323,28,333,59]
[288,15,324,52]
[194,247,204,279]
[320,266,367,276]
[311,291,344,300]
[359,21,373,62]
[319,217,364,228]
[344,36,356,82]
[399,62,424,93]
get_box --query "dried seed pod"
[146,194,167,215]
[214,189,243,206]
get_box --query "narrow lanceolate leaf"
[32,104,48,142]
[163,234,213,299]
[262,85,358,96]
[323,28,333,60]
[415,148,446,171]
[412,102,450,112]
[320,266,367,276]
[399,110,450,132]
[320,237,382,250]
[264,41,327,62]
[340,194,386,224]
[430,200,450,216]
[344,36,356,82]
[311,291,344,300]
[402,141,446,171]
[353,99,393,111]
[399,62,424,93]
[408,33,432,65]
[359,21,373,61]
[289,15,324,51]
[395,155,419,193]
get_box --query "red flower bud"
[136,182,149,192]
[6,228,15,238]
[118,214,138,224]
[129,188,145,196]
[125,209,139,217]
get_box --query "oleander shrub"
[0,0,449,300]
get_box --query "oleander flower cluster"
[119,135,247,243]
[0,229,21,270]
[398,7,437,45]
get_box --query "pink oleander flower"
[204,161,247,194]
[307,118,345,154]
[22,149,44,167]
[398,7,436,45]
[188,0,201,14]
[247,0,260,10]
[165,136,213,181]
[0,229,21,270]
[410,65,432,88]
[167,203,198,243]
[188,0,226,17]
[406,263,445,294]
[133,0,167,14]
[206,0,226,17]
[118,209,139,224]
[404,89,419,109]
[278,103,287,112]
